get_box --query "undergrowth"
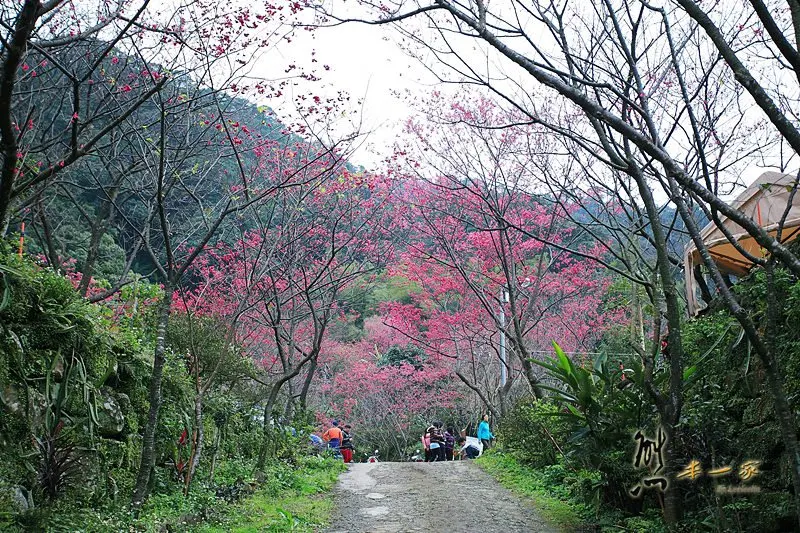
[201,455,346,533]
[5,456,345,532]
[477,451,666,533]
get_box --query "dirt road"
[326,461,557,533]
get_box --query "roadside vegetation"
[0,242,346,531]
[486,250,800,532]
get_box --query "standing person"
[322,419,343,457]
[340,424,354,463]
[428,421,445,461]
[444,427,456,461]
[477,414,494,450]
[421,428,432,462]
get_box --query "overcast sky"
[247,12,777,189]
[251,19,435,169]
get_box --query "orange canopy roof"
[684,171,800,315]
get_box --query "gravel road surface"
[326,461,557,533]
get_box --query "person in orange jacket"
[322,419,344,454]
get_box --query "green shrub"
[499,397,569,467]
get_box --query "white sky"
[251,21,435,169]
[245,12,781,188]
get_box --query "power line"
[526,350,636,357]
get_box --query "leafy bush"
[377,344,428,369]
[514,251,800,532]
[528,342,651,510]
[499,397,569,467]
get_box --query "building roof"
[684,171,800,315]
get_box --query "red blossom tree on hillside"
[179,169,397,469]
[381,185,620,416]
[383,95,624,414]
[1,0,351,506]
[315,333,461,460]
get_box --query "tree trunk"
[283,393,295,423]
[0,0,40,236]
[692,264,713,305]
[183,391,204,495]
[131,287,172,510]
[298,355,317,412]
[506,337,543,398]
[256,348,318,470]
[36,198,61,272]
[633,168,685,525]
[520,359,543,399]
[659,423,681,525]
[256,383,283,469]
[78,186,119,296]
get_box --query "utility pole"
[499,287,508,387]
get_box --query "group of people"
[313,420,355,463]
[313,414,495,464]
[421,414,495,461]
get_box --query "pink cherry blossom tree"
[179,169,396,469]
[382,95,624,414]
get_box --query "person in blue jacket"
[477,414,495,450]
